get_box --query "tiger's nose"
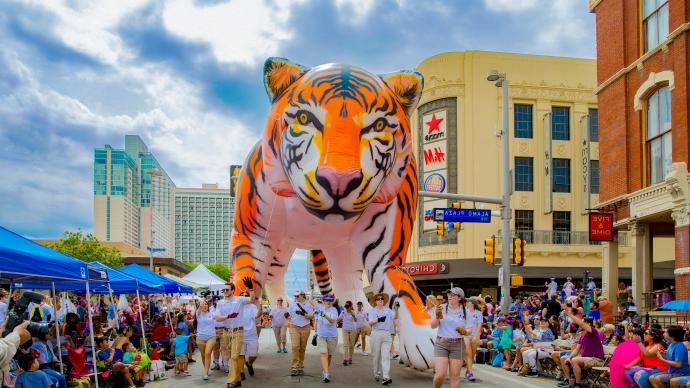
[315,167,363,197]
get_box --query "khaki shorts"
[578,356,604,368]
[317,336,338,355]
[176,354,188,363]
[434,339,464,360]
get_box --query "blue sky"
[0,0,595,238]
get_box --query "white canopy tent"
[182,263,226,292]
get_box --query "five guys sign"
[589,213,614,241]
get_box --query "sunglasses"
[224,288,233,292]
[375,298,384,301]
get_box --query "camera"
[3,291,53,349]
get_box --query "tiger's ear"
[380,70,424,117]
[264,57,309,102]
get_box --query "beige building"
[405,51,675,295]
[174,184,235,265]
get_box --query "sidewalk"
[156,328,557,387]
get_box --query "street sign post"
[433,208,491,223]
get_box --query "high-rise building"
[590,0,689,310]
[174,184,234,264]
[93,135,175,257]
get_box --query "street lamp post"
[487,70,512,313]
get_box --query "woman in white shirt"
[315,294,339,383]
[269,298,289,353]
[339,301,358,365]
[430,287,472,388]
[464,298,484,382]
[195,299,217,380]
[368,292,395,386]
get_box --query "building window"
[644,0,669,53]
[552,211,571,244]
[515,210,534,243]
[514,157,533,192]
[588,109,598,142]
[647,86,671,184]
[552,158,571,193]
[514,104,533,138]
[590,160,599,194]
[552,107,570,140]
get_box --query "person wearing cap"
[430,287,472,388]
[314,294,339,382]
[215,279,254,388]
[269,297,289,353]
[340,300,358,366]
[287,290,314,376]
[368,292,394,385]
[464,297,483,382]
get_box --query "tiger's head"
[262,58,423,221]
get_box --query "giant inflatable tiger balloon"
[230,58,435,369]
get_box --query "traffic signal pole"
[418,75,512,315]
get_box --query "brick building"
[590,0,690,311]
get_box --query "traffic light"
[451,202,461,231]
[484,238,495,265]
[452,222,461,230]
[154,266,162,275]
[436,221,445,236]
[512,236,527,266]
[511,275,524,287]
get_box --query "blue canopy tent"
[0,226,106,387]
[0,226,93,282]
[120,264,193,294]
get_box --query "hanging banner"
[422,141,447,171]
[543,113,553,214]
[422,110,447,144]
[589,213,613,241]
[581,114,591,215]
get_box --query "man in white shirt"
[269,298,288,353]
[287,290,314,376]
[215,279,254,388]
[240,295,261,380]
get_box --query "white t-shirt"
[368,307,395,334]
[242,304,258,342]
[339,309,357,331]
[269,306,288,328]
[354,309,368,329]
[0,301,7,324]
[316,305,338,338]
[288,301,314,328]
[436,304,473,339]
[196,310,216,339]
[215,296,249,329]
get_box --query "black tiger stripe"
[314,269,329,277]
[404,345,411,365]
[370,249,389,284]
[395,289,416,304]
[312,256,327,267]
[363,203,392,231]
[233,265,261,274]
[269,262,285,267]
[268,121,278,157]
[362,228,386,266]
[416,345,430,369]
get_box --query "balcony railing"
[497,230,630,246]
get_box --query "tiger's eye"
[375,119,385,131]
[298,113,309,125]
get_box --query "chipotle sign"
[589,213,614,241]
[403,261,449,276]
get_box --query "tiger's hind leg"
[351,157,435,370]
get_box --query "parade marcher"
[465,297,483,382]
[368,292,395,386]
[240,292,261,380]
[315,294,339,382]
[269,297,288,353]
[215,279,254,388]
[431,287,472,388]
[340,301,358,365]
[547,278,558,298]
[195,298,217,380]
[355,301,370,355]
[563,277,575,298]
[287,290,315,377]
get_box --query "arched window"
[647,86,671,184]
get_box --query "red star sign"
[425,113,444,133]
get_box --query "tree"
[206,263,230,282]
[47,231,124,268]
[181,261,199,270]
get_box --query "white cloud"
[484,0,538,12]
[161,0,296,67]
[21,0,148,65]
[335,0,376,23]
[534,0,591,54]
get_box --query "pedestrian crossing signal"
[484,238,494,265]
